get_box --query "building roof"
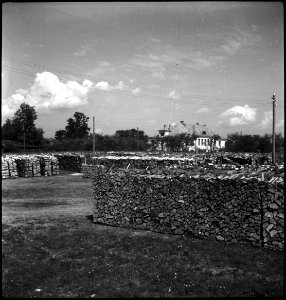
[167,122,215,137]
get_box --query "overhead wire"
[2,55,274,105]
[2,63,271,108]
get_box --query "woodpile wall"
[1,155,60,179]
[54,153,84,172]
[91,167,284,251]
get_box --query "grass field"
[2,171,284,298]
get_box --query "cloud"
[220,28,261,56]
[276,119,284,128]
[115,81,124,91]
[131,88,141,95]
[2,72,142,120]
[151,71,165,80]
[260,111,272,128]
[98,61,112,67]
[73,44,92,57]
[168,90,181,100]
[95,81,112,91]
[219,104,257,127]
[2,72,93,119]
[197,107,210,114]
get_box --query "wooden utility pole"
[23,131,26,153]
[272,94,276,164]
[93,116,95,154]
[137,127,139,152]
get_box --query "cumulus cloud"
[95,81,112,91]
[131,88,141,95]
[2,72,93,119]
[168,90,181,100]
[197,107,210,114]
[260,111,272,128]
[219,104,257,127]
[2,72,142,120]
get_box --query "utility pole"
[137,127,139,152]
[93,116,95,154]
[272,94,276,164]
[23,131,26,153]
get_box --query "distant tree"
[114,129,148,151]
[1,103,44,146]
[225,132,284,153]
[2,118,18,140]
[54,112,90,140]
[64,112,90,139]
[162,133,197,152]
[55,129,66,141]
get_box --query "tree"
[114,129,148,151]
[55,129,66,141]
[2,118,18,141]
[62,112,90,139]
[1,102,44,146]
[162,133,197,152]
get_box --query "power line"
[3,65,271,109]
[2,55,275,103]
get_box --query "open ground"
[2,171,284,298]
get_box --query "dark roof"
[167,122,215,136]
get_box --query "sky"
[2,2,284,138]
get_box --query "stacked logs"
[91,167,284,250]
[54,153,84,172]
[14,155,35,177]
[1,156,15,179]
[38,155,60,176]
[1,154,60,178]
[2,157,10,179]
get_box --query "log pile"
[14,155,35,177]
[1,154,60,178]
[38,155,60,176]
[84,155,284,183]
[91,167,284,251]
[2,157,11,179]
[54,153,84,172]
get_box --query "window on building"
[198,139,200,146]
[202,131,206,135]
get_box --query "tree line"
[1,102,284,154]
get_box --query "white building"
[148,121,226,151]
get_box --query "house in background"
[148,121,226,151]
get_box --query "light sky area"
[2,2,284,138]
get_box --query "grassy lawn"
[2,173,284,298]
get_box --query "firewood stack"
[2,157,10,179]
[54,153,84,172]
[91,167,284,251]
[14,155,34,177]
[1,154,60,179]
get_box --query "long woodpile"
[54,153,84,172]
[91,167,284,251]
[84,154,284,183]
[1,154,60,178]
